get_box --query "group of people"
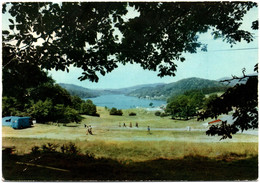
[119,122,151,134]
[119,122,139,128]
[84,124,93,135]
[84,123,151,135]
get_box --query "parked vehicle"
[2,116,32,129]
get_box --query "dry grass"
[2,107,258,181]
[3,137,258,162]
[2,107,258,162]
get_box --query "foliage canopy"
[198,70,258,140]
[166,91,205,120]
[2,2,257,82]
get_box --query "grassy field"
[2,107,258,180]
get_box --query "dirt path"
[95,126,259,135]
[2,124,258,143]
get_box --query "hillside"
[59,78,230,100]
[127,77,230,100]
[59,83,164,98]
[108,83,165,94]
[58,83,99,98]
[218,73,257,86]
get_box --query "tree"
[29,99,53,123]
[2,44,55,111]
[71,96,84,111]
[109,107,123,116]
[80,99,97,116]
[2,96,19,116]
[198,66,258,140]
[201,94,220,119]
[2,2,257,82]
[53,105,83,124]
[2,2,258,136]
[2,43,86,123]
[166,91,205,120]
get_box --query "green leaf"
[2,30,10,35]
[9,25,14,30]
[16,39,22,47]
[8,19,14,24]
[180,57,185,62]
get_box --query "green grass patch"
[2,107,258,180]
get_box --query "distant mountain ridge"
[217,73,257,86]
[59,77,230,100]
[127,77,230,100]
[58,83,164,98]
[58,83,99,98]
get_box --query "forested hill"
[58,83,99,98]
[127,77,230,100]
[59,83,164,98]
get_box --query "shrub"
[85,150,95,159]
[110,107,123,116]
[31,146,41,154]
[41,143,59,153]
[61,142,80,155]
[64,107,84,122]
[80,99,97,116]
[129,112,137,116]
[155,111,161,116]
[93,113,100,117]
[29,99,53,123]
[160,112,168,117]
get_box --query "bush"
[41,143,59,153]
[61,142,80,155]
[2,96,20,116]
[29,99,53,123]
[31,146,40,154]
[160,112,168,117]
[110,107,123,116]
[155,111,161,116]
[80,99,98,116]
[129,112,137,116]
[30,143,80,155]
[93,113,100,117]
[64,107,84,122]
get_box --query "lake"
[85,94,166,109]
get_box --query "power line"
[207,47,258,52]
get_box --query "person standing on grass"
[136,122,138,128]
[86,126,89,135]
[147,126,151,134]
[88,125,93,135]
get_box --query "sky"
[2,3,258,89]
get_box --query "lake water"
[85,94,166,109]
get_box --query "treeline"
[2,44,98,124]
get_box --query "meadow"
[2,107,258,180]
